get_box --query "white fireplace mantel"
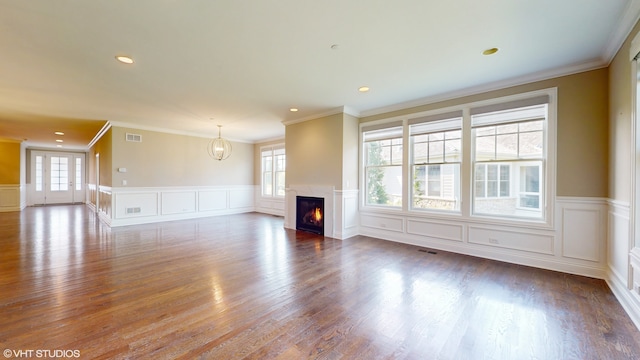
[285,185,335,238]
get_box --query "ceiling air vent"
[126,133,142,142]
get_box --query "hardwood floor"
[1,205,639,359]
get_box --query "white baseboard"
[606,266,640,331]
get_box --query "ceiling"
[0,1,638,150]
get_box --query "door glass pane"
[50,157,68,192]
[75,158,82,190]
[35,156,43,192]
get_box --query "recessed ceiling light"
[290,108,299,112]
[56,139,63,143]
[54,131,64,136]
[358,86,370,93]
[482,47,499,56]
[115,55,134,64]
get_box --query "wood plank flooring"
[1,205,639,359]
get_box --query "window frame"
[474,163,511,199]
[359,88,556,228]
[260,144,286,198]
[516,162,542,211]
[471,103,547,220]
[409,114,463,213]
[362,123,404,208]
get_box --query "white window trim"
[362,130,404,208]
[516,162,542,211]
[359,87,557,229]
[260,144,285,198]
[474,163,511,199]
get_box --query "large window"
[471,102,546,219]
[363,124,403,207]
[261,145,285,197]
[360,90,553,224]
[410,113,462,211]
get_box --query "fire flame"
[313,207,322,222]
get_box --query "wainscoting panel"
[199,190,228,212]
[406,218,463,242]
[229,188,254,209]
[561,208,601,262]
[255,185,285,217]
[114,192,159,219]
[360,213,404,233]
[0,185,22,212]
[334,190,359,240]
[468,225,554,255]
[109,186,255,227]
[161,191,196,215]
[358,197,608,279]
[604,200,640,331]
[608,200,631,286]
[98,186,113,226]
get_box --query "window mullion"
[271,151,276,196]
[461,108,472,217]
[402,119,409,211]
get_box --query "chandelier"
[207,125,232,161]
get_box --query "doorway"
[30,151,86,205]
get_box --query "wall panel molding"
[359,197,608,278]
[0,185,24,212]
[108,185,255,227]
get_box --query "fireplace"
[296,196,324,235]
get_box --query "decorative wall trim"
[607,200,632,290]
[98,186,112,226]
[334,190,359,239]
[0,185,24,212]
[107,185,255,227]
[359,197,608,279]
[254,186,286,217]
[557,198,608,263]
[607,263,640,332]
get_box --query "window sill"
[360,206,553,231]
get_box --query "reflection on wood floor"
[1,205,639,359]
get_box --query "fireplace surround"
[285,185,359,240]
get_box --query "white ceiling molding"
[609,0,640,62]
[282,106,361,126]
[108,121,253,144]
[87,121,113,149]
[361,59,606,119]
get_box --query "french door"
[30,151,85,205]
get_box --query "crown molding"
[606,0,640,63]
[254,136,286,144]
[282,106,361,126]
[360,59,606,118]
[87,121,112,149]
[107,121,252,144]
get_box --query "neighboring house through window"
[410,112,462,212]
[471,100,547,219]
[360,89,554,225]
